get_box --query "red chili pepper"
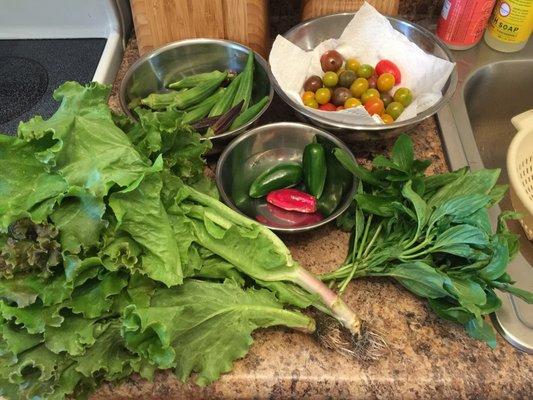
[266,188,317,213]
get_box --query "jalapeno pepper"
[249,163,303,198]
[302,138,327,198]
[318,147,353,216]
[266,188,317,213]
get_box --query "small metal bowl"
[119,39,273,147]
[216,122,357,233]
[270,14,458,142]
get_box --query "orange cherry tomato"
[364,98,385,115]
[302,91,315,102]
[377,73,395,92]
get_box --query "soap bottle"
[484,0,533,52]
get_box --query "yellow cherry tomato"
[305,98,319,109]
[350,78,369,98]
[344,97,362,108]
[345,58,360,72]
[377,73,395,92]
[302,91,315,103]
[322,71,339,87]
[315,87,332,105]
[380,113,394,124]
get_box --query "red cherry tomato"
[336,105,345,111]
[319,102,337,111]
[375,60,401,84]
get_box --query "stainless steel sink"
[438,38,533,353]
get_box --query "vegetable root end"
[314,313,388,360]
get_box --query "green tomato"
[386,101,404,120]
[357,64,374,79]
[322,71,339,87]
[393,87,413,107]
[360,88,380,104]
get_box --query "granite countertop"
[100,38,533,400]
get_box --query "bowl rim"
[215,121,358,233]
[268,13,458,131]
[119,38,274,141]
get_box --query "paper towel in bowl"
[269,2,455,125]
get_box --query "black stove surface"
[0,38,106,135]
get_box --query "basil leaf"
[354,194,397,217]
[371,262,450,299]
[478,235,509,281]
[432,224,489,250]
[334,148,384,187]
[390,134,414,173]
[465,317,497,349]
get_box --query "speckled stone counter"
[100,38,533,400]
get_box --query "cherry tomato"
[380,92,393,108]
[350,78,368,98]
[345,58,360,72]
[320,50,343,72]
[319,102,337,111]
[386,101,405,120]
[315,87,331,105]
[364,98,385,115]
[303,75,323,92]
[336,105,345,111]
[377,73,395,92]
[393,87,413,107]
[360,88,380,104]
[357,64,374,79]
[304,98,319,109]
[375,59,401,84]
[302,91,315,103]
[322,71,339,87]
[344,97,362,108]
[367,74,377,89]
[380,113,394,124]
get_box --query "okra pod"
[229,96,269,130]
[209,73,242,117]
[182,88,226,124]
[168,70,224,90]
[173,71,228,109]
[232,51,255,111]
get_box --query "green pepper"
[318,148,353,216]
[249,163,303,198]
[302,138,327,198]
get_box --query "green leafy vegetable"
[324,134,533,347]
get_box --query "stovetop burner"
[0,56,48,124]
[0,38,106,135]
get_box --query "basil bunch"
[324,135,533,347]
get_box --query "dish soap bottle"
[484,0,533,52]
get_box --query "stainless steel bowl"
[216,122,357,233]
[119,39,273,147]
[271,14,458,142]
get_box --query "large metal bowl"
[119,39,273,148]
[271,14,458,142]
[216,122,357,233]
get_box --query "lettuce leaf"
[122,279,313,386]
[0,135,67,230]
[17,82,152,198]
[109,170,183,287]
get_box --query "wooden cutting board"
[301,0,399,20]
[130,0,269,57]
